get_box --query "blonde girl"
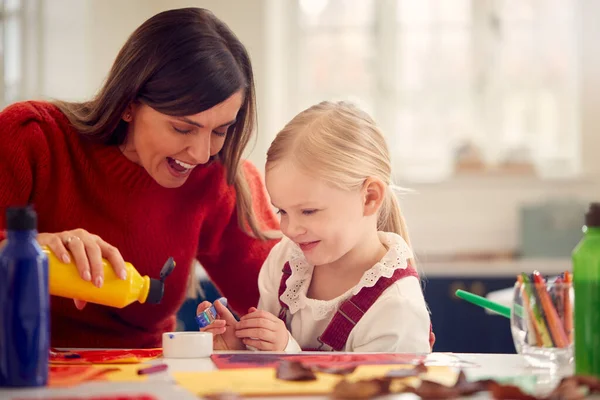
[199,101,434,352]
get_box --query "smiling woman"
[119,91,244,188]
[0,8,280,349]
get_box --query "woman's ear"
[362,177,386,217]
[122,103,137,122]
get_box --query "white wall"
[580,0,600,178]
[36,0,598,258]
[400,176,596,257]
[40,0,90,100]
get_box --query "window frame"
[0,0,41,108]
[287,0,587,184]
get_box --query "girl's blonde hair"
[266,100,413,249]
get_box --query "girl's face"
[121,91,243,188]
[266,160,374,267]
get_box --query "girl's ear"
[362,177,386,217]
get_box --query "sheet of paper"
[103,364,150,382]
[50,348,162,364]
[174,364,457,396]
[210,352,424,369]
[49,365,121,387]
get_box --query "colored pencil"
[532,272,569,348]
[552,276,565,332]
[137,363,168,375]
[455,289,511,318]
[563,271,573,343]
[520,273,553,347]
[518,275,543,346]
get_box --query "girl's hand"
[235,307,289,351]
[197,301,245,350]
[38,229,127,310]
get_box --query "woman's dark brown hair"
[55,7,269,241]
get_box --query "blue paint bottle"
[0,206,49,387]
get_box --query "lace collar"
[279,232,413,320]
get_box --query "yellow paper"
[103,364,149,382]
[174,364,457,396]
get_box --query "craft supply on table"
[162,332,213,358]
[455,289,523,318]
[45,247,175,308]
[511,271,573,369]
[0,206,50,388]
[173,364,456,397]
[50,348,162,364]
[14,395,159,400]
[137,363,168,375]
[48,363,161,386]
[573,202,600,377]
[48,365,121,387]
[177,358,600,399]
[210,353,425,370]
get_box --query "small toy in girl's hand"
[196,297,228,328]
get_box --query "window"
[1,0,41,108]
[291,0,579,182]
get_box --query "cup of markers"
[510,271,573,370]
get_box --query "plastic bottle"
[0,206,49,387]
[44,246,175,309]
[573,202,600,377]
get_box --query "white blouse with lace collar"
[256,232,431,353]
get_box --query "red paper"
[14,396,158,400]
[50,348,162,364]
[48,365,121,387]
[210,353,424,370]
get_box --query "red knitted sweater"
[0,101,279,348]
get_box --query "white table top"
[0,352,582,400]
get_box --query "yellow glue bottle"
[43,246,175,308]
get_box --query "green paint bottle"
[573,203,600,376]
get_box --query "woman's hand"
[38,229,127,310]
[235,307,289,351]
[197,301,245,350]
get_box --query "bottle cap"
[145,257,176,304]
[5,206,37,231]
[585,202,600,228]
[146,278,164,304]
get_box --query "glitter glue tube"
[196,297,230,349]
[196,297,228,328]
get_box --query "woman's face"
[121,91,244,188]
